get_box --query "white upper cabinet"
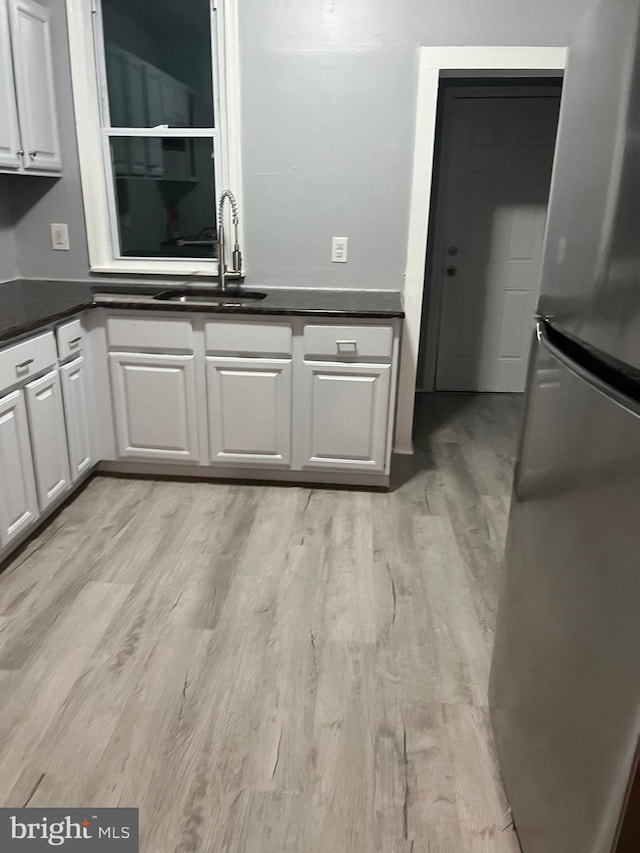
[9,0,62,172]
[0,0,21,169]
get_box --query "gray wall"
[10,0,90,280]
[7,0,594,288]
[0,180,18,281]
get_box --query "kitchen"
[0,0,636,851]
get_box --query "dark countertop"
[0,278,404,345]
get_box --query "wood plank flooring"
[0,392,524,852]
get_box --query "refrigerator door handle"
[536,321,640,418]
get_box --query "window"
[66,0,242,275]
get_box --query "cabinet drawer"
[205,321,292,356]
[56,318,85,362]
[303,325,393,361]
[106,314,194,352]
[0,331,57,391]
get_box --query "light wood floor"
[0,392,524,852]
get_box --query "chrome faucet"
[217,190,243,292]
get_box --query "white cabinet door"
[0,0,21,170]
[9,0,61,172]
[0,389,38,547]
[25,369,70,510]
[206,357,292,466]
[60,356,93,481]
[300,362,391,472]
[109,352,200,462]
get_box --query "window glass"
[102,0,214,128]
[109,137,217,259]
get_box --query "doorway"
[418,80,562,393]
[395,46,566,454]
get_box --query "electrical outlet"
[331,236,348,263]
[51,223,70,251]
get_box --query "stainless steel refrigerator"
[489,0,640,851]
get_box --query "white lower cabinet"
[0,313,400,563]
[105,316,398,477]
[60,356,93,481]
[25,368,70,510]
[300,361,391,472]
[0,388,38,546]
[109,352,200,461]
[206,357,292,466]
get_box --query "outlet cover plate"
[331,236,348,263]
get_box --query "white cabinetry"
[206,357,292,466]
[25,368,70,509]
[300,362,391,472]
[0,0,20,170]
[2,0,62,174]
[57,317,93,482]
[299,323,394,473]
[109,352,200,462]
[0,310,401,564]
[0,388,38,546]
[60,356,93,481]
[0,317,98,560]
[104,314,399,479]
[204,320,293,467]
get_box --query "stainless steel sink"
[93,289,267,308]
[153,289,267,307]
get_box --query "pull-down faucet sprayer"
[217,190,243,293]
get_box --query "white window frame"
[65,0,243,276]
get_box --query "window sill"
[90,259,220,277]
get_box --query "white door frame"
[394,46,567,455]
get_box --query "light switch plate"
[51,223,70,251]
